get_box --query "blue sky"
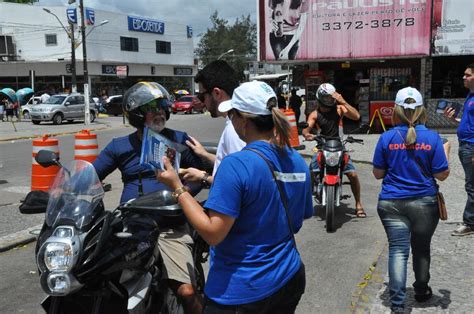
[38,0,257,40]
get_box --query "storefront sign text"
[128,16,165,34]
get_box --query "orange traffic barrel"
[31,135,60,191]
[284,109,305,150]
[74,129,99,163]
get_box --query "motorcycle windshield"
[45,160,104,229]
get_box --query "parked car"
[21,96,42,119]
[103,95,123,116]
[171,96,206,114]
[30,93,98,125]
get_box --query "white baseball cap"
[218,81,276,115]
[395,87,423,109]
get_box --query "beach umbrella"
[0,88,17,103]
[175,90,189,95]
[16,87,35,106]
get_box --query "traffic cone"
[31,135,60,191]
[284,109,305,150]
[74,129,99,163]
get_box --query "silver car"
[30,94,97,125]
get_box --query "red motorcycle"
[310,135,363,232]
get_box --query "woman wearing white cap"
[157,80,313,313]
[372,87,450,312]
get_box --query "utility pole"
[69,22,77,93]
[79,0,90,125]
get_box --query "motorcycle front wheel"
[325,185,336,233]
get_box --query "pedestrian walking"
[289,88,302,122]
[372,87,450,312]
[157,81,313,313]
[0,99,5,122]
[444,63,474,236]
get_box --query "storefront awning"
[251,73,291,81]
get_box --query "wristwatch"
[172,186,189,201]
[201,172,210,188]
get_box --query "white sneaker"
[452,224,474,236]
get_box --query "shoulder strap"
[244,148,298,249]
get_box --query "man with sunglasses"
[180,60,245,186]
[302,83,366,218]
[93,82,206,314]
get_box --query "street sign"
[85,8,95,25]
[116,65,128,78]
[66,8,77,24]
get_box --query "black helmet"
[123,82,171,129]
[316,83,337,108]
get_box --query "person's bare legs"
[346,171,366,217]
[169,281,203,314]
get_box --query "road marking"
[3,186,31,194]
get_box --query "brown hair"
[237,97,291,149]
[391,98,427,145]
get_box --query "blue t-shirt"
[204,141,313,305]
[458,92,474,145]
[93,128,204,204]
[372,125,448,200]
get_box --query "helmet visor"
[140,98,170,114]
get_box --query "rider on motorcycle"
[92,82,205,314]
[302,83,366,218]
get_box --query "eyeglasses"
[197,90,210,102]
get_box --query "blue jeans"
[459,142,474,227]
[377,196,439,307]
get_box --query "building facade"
[0,2,196,97]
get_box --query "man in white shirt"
[181,60,245,185]
[40,92,50,103]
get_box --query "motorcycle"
[309,134,364,232]
[19,150,208,313]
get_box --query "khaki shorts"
[158,223,195,285]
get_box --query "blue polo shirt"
[204,141,313,305]
[373,125,448,200]
[458,92,474,145]
[93,128,204,204]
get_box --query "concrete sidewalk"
[0,115,128,142]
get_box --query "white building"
[0,2,196,96]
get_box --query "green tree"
[195,11,256,81]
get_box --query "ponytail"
[271,107,291,149]
[392,99,427,145]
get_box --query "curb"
[0,123,130,143]
[0,224,42,253]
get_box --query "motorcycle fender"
[323,175,340,185]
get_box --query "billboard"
[432,0,474,55]
[260,0,432,61]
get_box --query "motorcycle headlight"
[324,151,341,167]
[47,272,71,294]
[43,242,74,272]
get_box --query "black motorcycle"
[19,150,208,313]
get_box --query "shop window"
[156,40,171,54]
[258,64,264,69]
[120,37,139,52]
[45,34,57,46]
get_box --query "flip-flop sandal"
[355,209,367,218]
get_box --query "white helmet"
[316,83,337,108]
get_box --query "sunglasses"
[140,99,169,114]
[197,90,210,102]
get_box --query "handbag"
[244,148,299,250]
[413,155,448,221]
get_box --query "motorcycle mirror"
[35,150,61,168]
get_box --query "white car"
[21,96,42,119]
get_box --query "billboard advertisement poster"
[260,0,432,61]
[370,101,394,126]
[432,0,474,56]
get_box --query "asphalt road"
[0,114,385,313]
